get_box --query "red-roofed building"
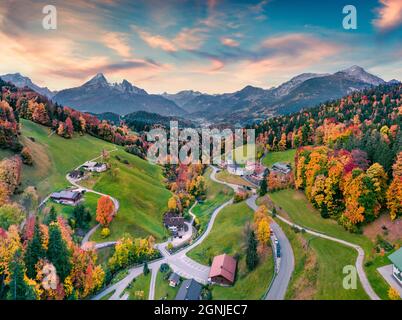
[209,254,237,286]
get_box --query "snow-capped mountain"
[53,73,184,116]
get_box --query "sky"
[0,0,402,93]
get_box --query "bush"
[159,263,170,273]
[364,260,373,267]
[291,225,300,233]
[20,147,33,165]
[143,262,150,275]
[101,227,111,238]
[234,192,248,203]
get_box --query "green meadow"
[4,120,170,242]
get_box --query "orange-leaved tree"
[96,196,115,227]
[387,152,402,220]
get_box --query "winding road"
[63,149,120,249]
[271,213,380,300]
[246,195,294,300]
[62,151,379,301]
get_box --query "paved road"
[92,166,232,300]
[60,148,120,248]
[273,213,380,300]
[212,167,295,300]
[246,195,294,300]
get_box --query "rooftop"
[175,279,202,300]
[389,248,402,270]
[209,254,237,283]
[169,272,180,283]
[51,190,81,200]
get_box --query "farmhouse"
[175,279,202,300]
[389,248,402,286]
[208,254,237,285]
[271,162,291,174]
[82,161,107,173]
[163,212,188,237]
[168,272,181,287]
[50,190,83,206]
[69,170,84,180]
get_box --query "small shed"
[168,272,180,287]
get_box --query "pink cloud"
[133,26,206,52]
[231,33,342,85]
[136,29,177,52]
[373,0,402,31]
[174,27,206,50]
[101,32,133,58]
[220,37,240,47]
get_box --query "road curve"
[273,213,380,300]
[61,148,120,248]
[245,195,294,300]
[92,166,234,300]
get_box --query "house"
[163,212,186,233]
[50,190,83,206]
[69,170,84,180]
[82,161,107,173]
[271,162,291,174]
[388,248,402,286]
[168,272,180,287]
[208,254,237,286]
[175,279,202,300]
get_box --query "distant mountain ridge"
[162,65,388,123]
[53,73,185,116]
[0,73,55,98]
[3,66,396,125]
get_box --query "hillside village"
[0,76,401,301]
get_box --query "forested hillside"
[253,84,401,230]
[0,78,146,157]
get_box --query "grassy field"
[188,200,274,299]
[187,201,254,265]
[276,220,368,300]
[215,170,255,188]
[211,251,274,300]
[17,119,118,199]
[191,167,233,229]
[3,120,171,242]
[89,150,171,242]
[125,273,151,300]
[42,192,101,230]
[267,189,390,299]
[154,270,180,300]
[262,149,296,168]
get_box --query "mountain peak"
[337,65,384,86]
[0,72,55,98]
[84,73,109,87]
[342,65,364,73]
